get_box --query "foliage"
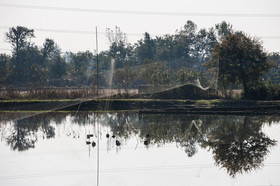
[114,67,137,95]
[210,31,271,99]
[140,62,172,86]
[246,80,280,100]
[68,51,93,86]
[215,21,233,40]
[0,22,279,100]
[176,67,196,84]
[106,26,134,68]
[0,54,10,86]
[135,32,155,62]
[6,26,35,53]
[264,52,280,84]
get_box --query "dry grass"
[217,89,242,99]
[0,88,138,100]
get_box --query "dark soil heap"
[151,84,219,99]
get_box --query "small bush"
[242,82,280,100]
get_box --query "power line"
[1,3,280,18]
[0,26,148,36]
[1,162,280,181]
[0,26,280,39]
[260,36,280,39]
[0,26,94,35]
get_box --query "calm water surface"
[0,112,280,186]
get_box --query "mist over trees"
[0,21,279,99]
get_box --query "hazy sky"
[0,0,280,54]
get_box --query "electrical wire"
[1,163,280,181]
[0,25,161,36]
[0,26,279,40]
[1,3,280,18]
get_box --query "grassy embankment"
[0,98,280,116]
[0,84,279,115]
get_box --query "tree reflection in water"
[2,113,61,151]
[104,113,278,176]
[0,112,278,177]
[6,119,37,151]
[204,116,277,177]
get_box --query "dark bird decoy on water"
[116,140,121,146]
[144,140,149,146]
[87,134,94,139]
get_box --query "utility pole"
[95,27,100,186]
[96,26,99,95]
[216,57,219,92]
[97,113,100,186]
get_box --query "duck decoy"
[87,134,94,139]
[116,140,121,146]
[144,140,149,146]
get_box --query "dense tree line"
[0,26,95,89]
[0,21,279,99]
[0,21,228,89]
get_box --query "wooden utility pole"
[95,27,100,186]
[96,26,99,95]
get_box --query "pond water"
[0,112,280,186]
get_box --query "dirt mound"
[151,84,219,99]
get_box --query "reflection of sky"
[0,114,279,186]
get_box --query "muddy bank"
[63,99,280,115]
[0,100,81,111]
[0,99,280,116]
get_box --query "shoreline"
[0,99,279,116]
